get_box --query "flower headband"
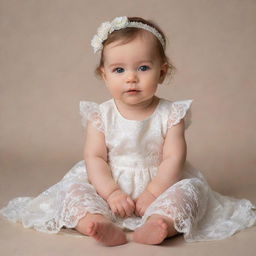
[91,16,165,53]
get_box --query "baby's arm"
[84,121,135,217]
[135,119,186,217]
[146,119,187,197]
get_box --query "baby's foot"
[86,220,127,246]
[132,217,170,245]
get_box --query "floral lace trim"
[79,101,104,133]
[0,181,115,234]
[168,100,193,129]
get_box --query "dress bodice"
[101,98,169,169]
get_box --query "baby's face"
[100,32,167,107]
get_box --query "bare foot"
[133,216,175,245]
[86,221,127,246]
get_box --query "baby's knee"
[148,178,207,221]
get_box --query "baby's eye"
[138,65,150,71]
[113,67,124,73]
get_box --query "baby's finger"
[127,203,135,216]
[127,197,135,208]
[126,203,135,215]
[138,209,143,217]
[122,200,133,217]
[123,206,132,217]
[110,204,118,215]
[138,204,144,217]
[139,207,145,217]
[135,206,140,217]
[116,204,125,218]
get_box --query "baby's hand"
[135,189,156,217]
[107,189,135,218]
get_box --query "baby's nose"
[125,71,138,83]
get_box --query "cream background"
[0,0,255,255]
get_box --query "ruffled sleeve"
[167,100,193,130]
[79,101,104,133]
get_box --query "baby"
[76,17,183,245]
[1,16,255,247]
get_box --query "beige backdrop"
[0,0,255,255]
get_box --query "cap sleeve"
[167,100,193,130]
[79,101,104,133]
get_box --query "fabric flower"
[109,16,129,33]
[97,21,112,41]
[91,34,103,53]
[91,17,129,53]
[91,16,165,54]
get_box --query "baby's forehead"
[109,30,157,50]
[103,32,159,63]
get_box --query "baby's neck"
[114,96,160,121]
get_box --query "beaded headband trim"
[91,16,165,53]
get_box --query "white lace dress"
[1,98,256,242]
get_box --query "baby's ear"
[159,62,168,84]
[100,67,107,81]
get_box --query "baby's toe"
[87,222,96,236]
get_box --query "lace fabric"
[0,161,115,234]
[168,100,193,130]
[1,98,256,242]
[79,101,104,133]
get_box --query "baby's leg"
[75,213,127,246]
[62,183,127,246]
[132,214,178,245]
[133,178,207,245]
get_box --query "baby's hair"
[94,16,176,83]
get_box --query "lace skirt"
[1,160,255,242]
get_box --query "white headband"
[91,16,165,54]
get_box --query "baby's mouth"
[126,89,141,93]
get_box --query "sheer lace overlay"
[168,100,193,130]
[142,177,209,235]
[79,101,104,133]
[0,161,115,233]
[1,98,256,242]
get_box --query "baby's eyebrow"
[108,63,124,68]
[108,61,153,68]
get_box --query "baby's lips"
[126,89,141,92]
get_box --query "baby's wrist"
[106,187,120,201]
[146,188,157,199]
